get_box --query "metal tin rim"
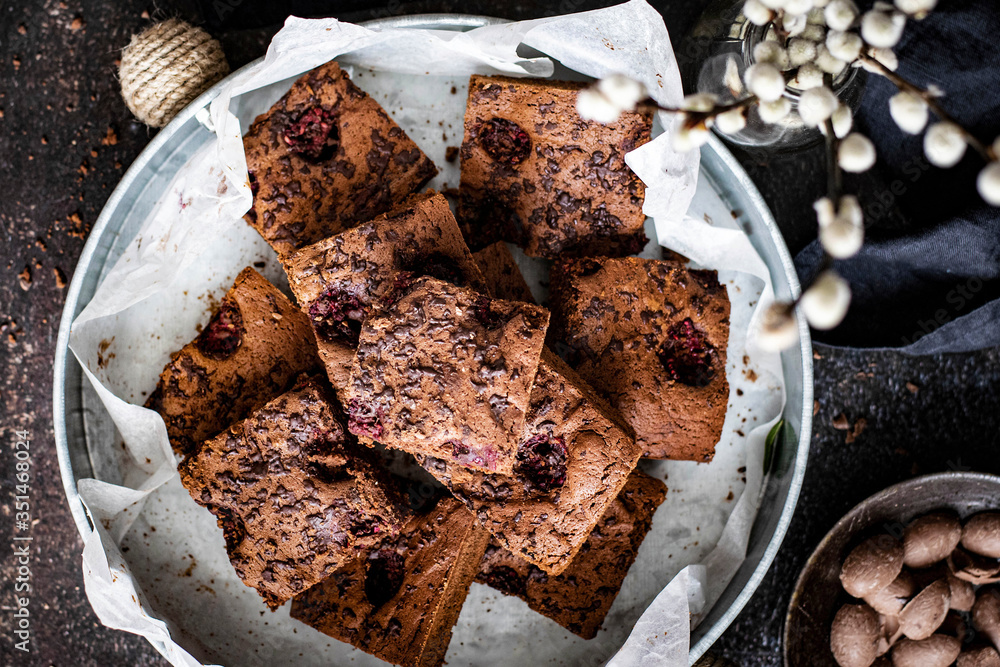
[52,13,812,664]
[782,470,1000,665]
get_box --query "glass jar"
[680,0,867,150]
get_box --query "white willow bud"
[757,302,800,352]
[861,9,906,48]
[759,98,792,123]
[784,13,808,37]
[760,0,788,9]
[597,74,647,111]
[673,125,711,152]
[716,107,748,134]
[888,91,928,134]
[838,133,877,172]
[838,195,864,227]
[800,23,827,42]
[831,104,853,138]
[894,0,936,19]
[977,162,1000,206]
[744,0,775,25]
[724,57,744,97]
[807,7,827,23]
[801,271,852,329]
[923,122,966,168]
[682,93,718,113]
[826,30,863,62]
[788,39,818,67]
[825,0,858,31]
[745,63,787,102]
[791,63,824,90]
[860,47,899,73]
[754,42,791,70]
[813,196,836,226]
[798,86,839,126]
[820,212,864,258]
[816,45,848,76]
[576,89,621,123]
[785,0,815,14]
[993,136,1000,158]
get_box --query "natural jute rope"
[119,19,229,128]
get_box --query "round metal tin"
[52,14,812,664]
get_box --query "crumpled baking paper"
[67,2,785,665]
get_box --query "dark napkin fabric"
[795,0,1000,353]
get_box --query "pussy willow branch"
[637,94,759,129]
[857,52,996,162]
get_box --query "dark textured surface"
[0,1,998,666]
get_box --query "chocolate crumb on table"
[291,496,490,667]
[458,75,652,259]
[347,276,549,475]
[283,192,486,399]
[242,61,437,257]
[476,470,667,638]
[549,256,731,461]
[178,376,407,610]
[146,267,319,457]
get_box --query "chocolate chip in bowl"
[785,472,1000,667]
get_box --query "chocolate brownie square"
[550,257,731,461]
[290,497,490,667]
[146,267,319,457]
[418,349,641,575]
[283,192,487,398]
[472,242,535,304]
[178,377,407,609]
[476,470,666,638]
[458,75,652,259]
[347,276,549,474]
[243,61,438,257]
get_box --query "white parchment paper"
[68,2,785,665]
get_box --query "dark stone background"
[0,1,997,665]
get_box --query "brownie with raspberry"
[347,276,549,475]
[178,377,407,610]
[472,242,535,304]
[290,496,490,667]
[283,192,487,398]
[458,75,652,259]
[146,267,319,457]
[418,349,641,575]
[243,61,437,257]
[476,470,666,638]
[550,257,731,461]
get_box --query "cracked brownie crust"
[178,377,406,609]
[243,61,437,257]
[347,276,549,475]
[283,192,487,398]
[419,350,641,575]
[458,75,651,259]
[291,497,490,667]
[550,256,731,461]
[476,470,666,639]
[146,267,319,457]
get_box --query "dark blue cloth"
[795,0,1000,353]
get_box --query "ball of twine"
[119,19,230,128]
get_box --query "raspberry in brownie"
[550,257,731,461]
[290,496,490,667]
[283,192,487,397]
[146,267,319,457]
[178,377,407,609]
[472,242,535,304]
[242,61,438,257]
[476,470,666,638]
[347,276,549,475]
[418,349,641,575]
[458,75,652,259]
